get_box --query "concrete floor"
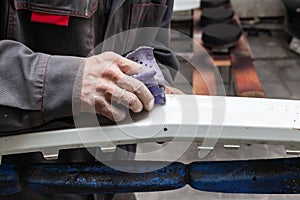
[250,31,300,100]
[136,22,300,199]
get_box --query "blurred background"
[137,0,300,199]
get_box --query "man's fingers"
[117,76,154,111]
[94,96,126,122]
[111,86,143,113]
[114,54,143,75]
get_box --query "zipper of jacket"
[85,0,90,17]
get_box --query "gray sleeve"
[0,40,85,134]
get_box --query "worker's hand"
[165,86,185,94]
[80,52,154,122]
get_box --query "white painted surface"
[0,95,299,163]
[173,0,200,11]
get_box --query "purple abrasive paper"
[126,47,166,105]
[126,46,165,86]
[132,70,165,105]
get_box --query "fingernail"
[147,98,155,111]
[134,104,143,113]
[114,111,126,122]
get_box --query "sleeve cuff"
[41,54,85,124]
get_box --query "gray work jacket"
[0,0,177,199]
[0,0,178,135]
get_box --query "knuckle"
[134,82,147,94]
[97,85,114,98]
[96,84,107,92]
[112,72,123,81]
[95,99,108,113]
[105,88,114,97]
[94,96,105,105]
[133,79,142,88]
[99,105,115,120]
[102,51,116,58]
[105,68,123,81]
[103,67,115,75]
[111,54,123,65]
[116,77,126,85]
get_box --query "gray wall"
[231,0,285,18]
